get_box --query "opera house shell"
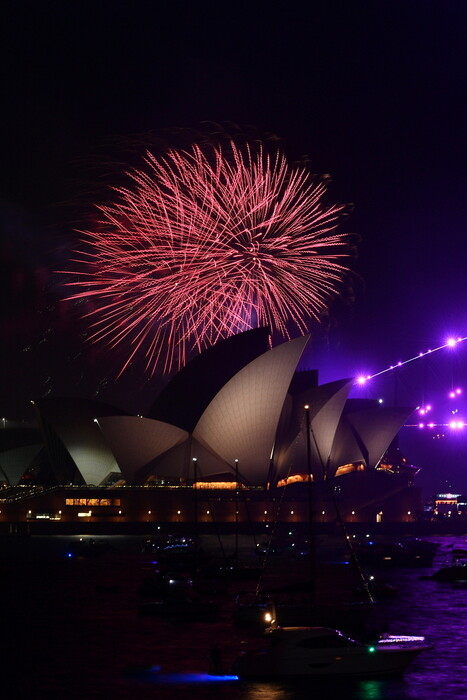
[16,328,416,501]
[0,421,44,486]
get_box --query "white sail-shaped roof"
[274,379,353,481]
[328,419,366,476]
[97,416,188,483]
[346,406,414,468]
[28,334,415,489]
[33,398,122,485]
[63,438,118,486]
[308,380,354,471]
[189,437,239,480]
[0,444,42,485]
[193,335,309,485]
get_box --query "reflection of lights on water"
[357,679,388,700]
[240,681,305,700]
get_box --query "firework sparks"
[65,140,352,375]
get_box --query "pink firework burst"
[65,140,352,375]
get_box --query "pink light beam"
[354,335,467,385]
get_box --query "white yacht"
[233,625,432,678]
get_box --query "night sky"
[1,1,466,497]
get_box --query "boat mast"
[235,458,239,565]
[308,415,374,604]
[192,457,199,571]
[304,404,315,603]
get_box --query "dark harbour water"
[1,533,466,700]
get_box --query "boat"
[201,558,263,582]
[233,625,432,678]
[355,537,439,568]
[232,406,433,678]
[138,569,193,597]
[430,549,467,582]
[68,537,112,557]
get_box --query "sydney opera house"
[0,329,422,529]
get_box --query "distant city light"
[406,420,466,430]
[419,405,432,415]
[450,420,465,429]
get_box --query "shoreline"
[1,519,465,538]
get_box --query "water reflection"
[2,533,466,699]
[238,679,409,700]
[241,682,297,700]
[354,679,406,700]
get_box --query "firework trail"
[65,140,352,375]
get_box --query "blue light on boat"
[148,673,239,684]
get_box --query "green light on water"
[368,646,376,653]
